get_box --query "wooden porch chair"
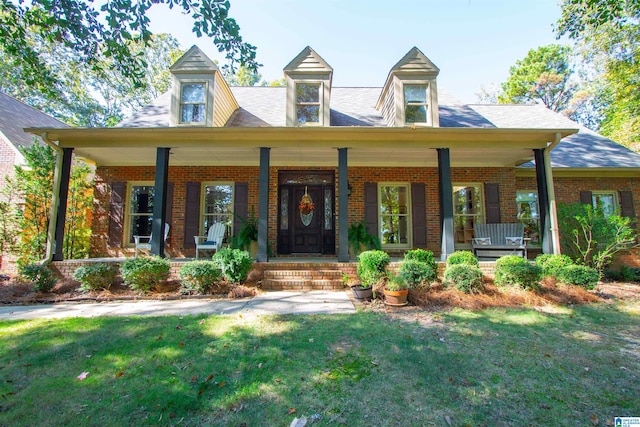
[194,222,226,259]
[134,223,170,257]
[471,223,527,259]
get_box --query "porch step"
[262,270,344,290]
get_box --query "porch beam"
[438,148,455,261]
[52,148,73,261]
[257,147,270,262]
[338,148,349,262]
[534,149,551,254]
[151,147,170,257]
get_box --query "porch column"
[338,148,349,262]
[438,148,455,261]
[257,147,270,262]
[544,148,561,254]
[534,149,551,254]
[151,147,170,257]
[52,148,73,261]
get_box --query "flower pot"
[384,288,409,306]
[351,284,373,301]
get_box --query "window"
[592,191,617,217]
[517,191,540,243]
[379,184,411,247]
[453,184,484,245]
[180,83,206,124]
[127,184,154,245]
[202,184,234,241]
[404,84,428,124]
[296,83,321,124]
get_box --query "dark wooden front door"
[277,172,335,255]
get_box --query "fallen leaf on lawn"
[258,363,263,369]
[176,325,183,330]
[290,416,306,427]
[288,408,296,415]
[218,381,226,388]
[115,372,124,378]
[590,415,599,425]
[178,342,185,348]
[275,378,282,383]
[77,372,89,381]
[309,338,314,343]
[444,415,451,426]
[85,355,92,358]
[199,319,205,325]
[191,376,199,383]
[205,374,214,382]
[156,335,163,341]
[544,354,551,358]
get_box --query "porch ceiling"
[27,126,578,167]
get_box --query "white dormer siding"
[283,47,333,127]
[169,45,238,127]
[377,47,440,127]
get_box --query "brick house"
[27,46,640,264]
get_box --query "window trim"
[452,183,485,247]
[295,81,323,126]
[592,190,618,217]
[378,182,412,249]
[124,181,155,248]
[179,81,208,125]
[401,81,431,126]
[200,182,235,239]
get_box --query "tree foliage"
[0,0,258,94]
[498,44,576,113]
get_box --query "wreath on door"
[299,186,315,226]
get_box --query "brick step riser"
[262,279,344,291]
[263,270,344,279]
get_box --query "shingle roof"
[0,93,68,150]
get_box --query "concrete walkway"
[0,291,356,320]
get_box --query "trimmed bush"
[494,255,542,290]
[73,263,116,292]
[446,250,479,267]
[19,263,57,293]
[357,250,390,287]
[212,248,253,283]
[120,256,170,293]
[399,259,436,289]
[556,265,600,289]
[179,261,222,294]
[535,254,574,278]
[443,264,484,294]
[405,249,436,266]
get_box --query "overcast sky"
[149,0,566,103]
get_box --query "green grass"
[1,303,639,426]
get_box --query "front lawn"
[1,302,638,426]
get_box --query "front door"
[277,171,335,255]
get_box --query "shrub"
[443,264,484,294]
[494,256,542,290]
[399,259,436,289]
[556,265,600,289]
[178,261,222,294]
[19,263,57,292]
[446,250,479,267]
[534,254,574,278]
[120,256,170,293]
[405,249,436,265]
[357,250,390,287]
[212,248,253,283]
[73,263,116,292]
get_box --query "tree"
[0,0,258,96]
[498,44,577,113]
[223,65,263,86]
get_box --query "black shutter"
[485,183,501,224]
[580,191,593,206]
[108,182,125,248]
[411,183,427,248]
[234,183,249,237]
[620,191,635,219]
[183,182,200,249]
[364,183,378,236]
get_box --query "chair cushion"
[505,236,523,246]
[473,237,491,246]
[202,240,217,245]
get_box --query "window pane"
[324,189,332,230]
[281,189,289,230]
[404,84,427,103]
[593,194,615,216]
[131,215,153,242]
[405,105,427,123]
[453,184,484,245]
[379,185,410,246]
[454,186,481,215]
[454,216,479,244]
[296,84,320,103]
[182,83,205,102]
[181,104,205,123]
[204,185,233,214]
[296,105,320,123]
[130,186,154,214]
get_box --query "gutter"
[40,132,63,266]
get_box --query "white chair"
[134,223,170,257]
[194,222,226,259]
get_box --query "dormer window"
[404,84,428,124]
[180,83,206,124]
[296,83,321,124]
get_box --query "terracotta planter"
[384,288,409,306]
[351,285,373,301]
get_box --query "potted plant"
[348,220,381,259]
[232,207,259,259]
[384,273,410,306]
[352,250,390,300]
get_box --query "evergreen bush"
[179,261,222,294]
[494,255,542,290]
[356,250,390,287]
[557,265,600,289]
[534,254,574,278]
[120,256,170,293]
[446,250,479,267]
[19,263,57,293]
[443,263,484,294]
[399,259,436,289]
[212,248,253,283]
[73,263,116,292]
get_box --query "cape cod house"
[27,46,640,265]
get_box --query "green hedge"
[443,264,484,294]
[73,263,117,292]
[179,261,222,294]
[19,263,57,293]
[120,256,170,293]
[557,265,600,289]
[446,251,479,267]
[534,254,574,278]
[212,248,253,283]
[494,256,542,290]
[357,250,390,287]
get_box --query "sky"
[148,0,566,103]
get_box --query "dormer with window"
[169,45,239,127]
[376,47,440,127]
[284,47,333,127]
